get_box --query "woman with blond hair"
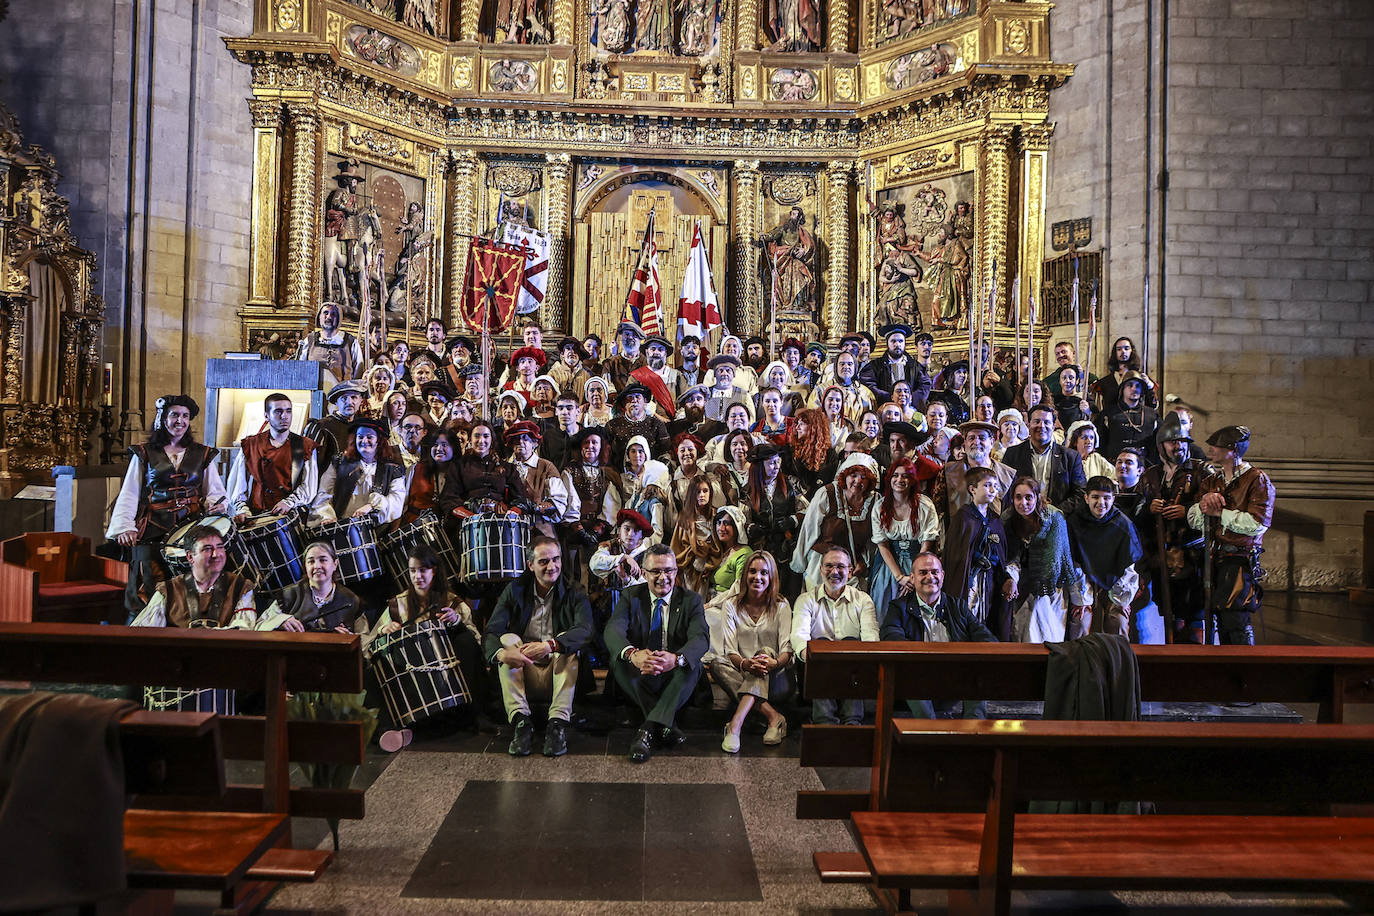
[710,549,794,753]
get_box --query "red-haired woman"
[869,457,939,615]
[784,407,836,497]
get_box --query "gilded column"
[736,0,759,51]
[0,296,24,404]
[247,99,283,307]
[553,0,575,44]
[1017,124,1052,328]
[828,0,850,53]
[446,150,481,326]
[542,152,573,333]
[731,160,762,331]
[981,124,1014,325]
[460,0,483,41]
[824,161,853,339]
[283,101,322,312]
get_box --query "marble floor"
[169,592,1374,913]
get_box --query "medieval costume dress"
[792,480,879,589]
[1002,504,1089,644]
[869,494,941,622]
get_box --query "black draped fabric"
[1065,502,1142,591]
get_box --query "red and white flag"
[623,209,663,336]
[500,224,550,316]
[676,220,723,342]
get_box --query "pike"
[1012,273,1021,391]
[1071,256,1081,396]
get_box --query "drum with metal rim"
[234,514,305,594]
[458,514,529,582]
[314,516,384,584]
[380,511,461,594]
[161,513,237,575]
[364,618,470,727]
[144,619,236,713]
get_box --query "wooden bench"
[799,641,1374,823]
[0,532,126,624]
[0,623,365,913]
[852,718,1374,914]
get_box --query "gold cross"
[35,541,60,562]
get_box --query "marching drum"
[315,516,384,584]
[161,513,237,574]
[458,514,529,582]
[144,619,235,714]
[234,514,305,594]
[381,511,462,594]
[364,618,470,727]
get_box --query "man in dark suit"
[1001,404,1087,510]
[604,543,709,763]
[484,536,594,758]
[880,552,997,718]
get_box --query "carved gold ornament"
[766,174,815,205]
[488,165,539,197]
[1005,19,1030,55]
[275,0,302,32]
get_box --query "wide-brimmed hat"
[327,380,367,402]
[333,159,365,186]
[642,334,674,354]
[159,394,200,420]
[616,383,652,405]
[1207,425,1251,450]
[957,420,999,438]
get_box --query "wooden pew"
[799,641,1374,822]
[0,623,365,913]
[853,719,1374,915]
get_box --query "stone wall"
[0,0,254,435]
[1047,0,1374,589]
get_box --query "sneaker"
[721,725,741,754]
[762,718,788,745]
[379,728,413,753]
[543,718,569,757]
[508,714,534,757]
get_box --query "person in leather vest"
[131,524,282,630]
[227,392,319,522]
[107,394,226,620]
[313,418,407,525]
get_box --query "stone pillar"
[828,0,850,53]
[247,99,283,307]
[542,152,573,333]
[737,0,759,51]
[1017,124,1052,329]
[981,124,1015,325]
[731,160,762,331]
[824,161,853,339]
[446,149,481,327]
[283,101,321,312]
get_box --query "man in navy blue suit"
[604,543,709,763]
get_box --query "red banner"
[460,238,526,335]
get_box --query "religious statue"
[765,0,821,52]
[676,0,715,56]
[489,58,539,92]
[880,0,920,42]
[495,0,551,44]
[635,0,668,50]
[490,198,535,238]
[323,159,365,306]
[877,250,924,331]
[917,224,971,330]
[756,206,817,315]
[595,0,633,52]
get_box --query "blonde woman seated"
[710,550,794,753]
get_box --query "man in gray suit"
[604,543,709,763]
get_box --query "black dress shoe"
[656,724,686,749]
[629,726,654,763]
[508,714,534,757]
[543,718,569,757]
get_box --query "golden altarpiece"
[227,0,1070,357]
[0,104,106,486]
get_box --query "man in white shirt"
[132,525,288,630]
[394,410,428,484]
[791,546,879,724]
[505,420,575,538]
[226,393,319,523]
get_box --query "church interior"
[1,0,1373,912]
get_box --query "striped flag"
[676,220,723,342]
[500,224,550,315]
[622,209,663,336]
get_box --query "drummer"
[483,535,594,758]
[264,541,365,634]
[131,523,287,629]
[399,427,464,527]
[226,392,319,523]
[367,543,486,740]
[504,420,576,539]
[313,417,407,525]
[452,420,532,515]
[107,394,227,619]
[306,380,366,471]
